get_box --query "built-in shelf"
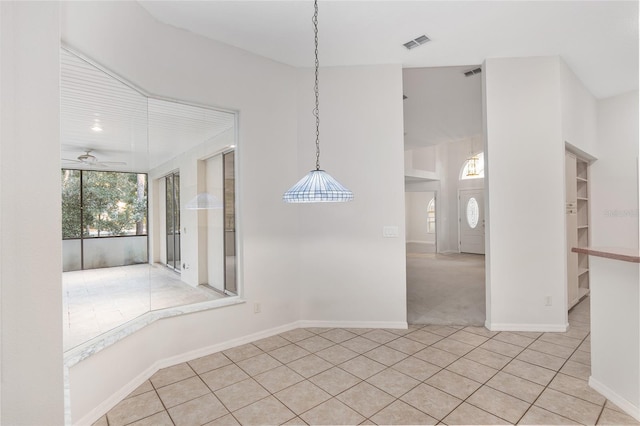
[577,287,590,299]
[566,151,590,310]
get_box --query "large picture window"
[61,169,148,271]
[62,169,147,239]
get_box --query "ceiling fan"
[62,149,126,168]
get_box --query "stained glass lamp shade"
[283,169,353,203]
[282,0,353,204]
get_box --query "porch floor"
[63,264,225,351]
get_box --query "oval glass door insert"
[466,197,479,229]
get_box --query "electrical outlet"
[545,296,552,306]
[254,302,261,314]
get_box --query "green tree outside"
[61,169,147,239]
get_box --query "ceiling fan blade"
[62,158,83,163]
[99,161,127,166]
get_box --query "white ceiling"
[60,49,235,172]
[140,0,639,100]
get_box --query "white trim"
[406,240,435,245]
[565,141,598,163]
[64,298,246,367]
[589,376,640,421]
[298,320,408,330]
[485,321,569,332]
[72,321,300,426]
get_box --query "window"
[62,169,147,239]
[460,152,485,180]
[61,169,148,271]
[427,198,436,234]
[466,197,479,229]
[165,172,180,271]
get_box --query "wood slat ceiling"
[60,48,234,173]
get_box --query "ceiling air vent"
[464,67,482,77]
[403,34,431,50]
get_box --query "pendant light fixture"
[283,0,353,203]
[466,139,479,177]
[466,154,480,177]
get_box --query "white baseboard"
[73,320,409,425]
[485,321,569,332]
[298,320,408,330]
[74,364,159,426]
[73,321,300,426]
[406,241,435,245]
[156,321,300,371]
[589,376,640,421]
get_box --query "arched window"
[460,152,485,180]
[427,198,435,234]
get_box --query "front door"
[459,188,485,254]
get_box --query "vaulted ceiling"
[60,48,235,172]
[140,1,638,99]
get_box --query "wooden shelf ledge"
[572,247,640,263]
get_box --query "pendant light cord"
[313,0,321,171]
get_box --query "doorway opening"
[403,65,486,326]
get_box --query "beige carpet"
[407,250,485,326]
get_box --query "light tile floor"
[64,264,225,351]
[93,297,640,425]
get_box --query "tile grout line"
[115,308,601,426]
[425,330,532,425]
[199,352,272,425]
[417,324,589,425]
[142,376,177,426]
[514,322,594,425]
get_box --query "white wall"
[484,57,568,330]
[588,90,639,419]
[63,237,148,272]
[0,2,65,424]
[403,66,483,148]
[62,3,408,422]
[405,192,434,244]
[560,61,598,157]
[411,146,437,172]
[589,256,639,419]
[297,65,407,326]
[591,91,639,248]
[62,2,301,422]
[148,130,232,287]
